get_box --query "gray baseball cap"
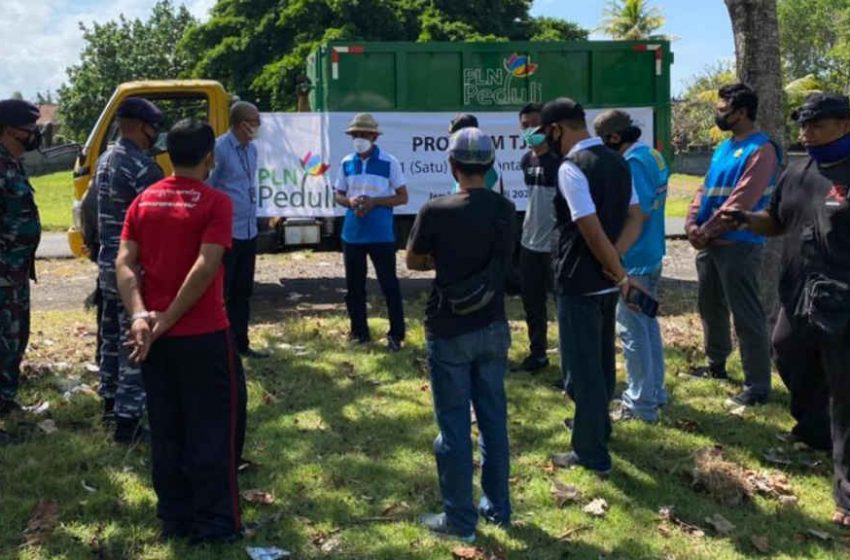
[448,127,495,165]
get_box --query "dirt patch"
[30,240,699,313]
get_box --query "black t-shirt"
[770,155,850,310]
[409,188,517,339]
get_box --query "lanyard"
[237,145,253,182]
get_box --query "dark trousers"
[772,307,832,451]
[0,283,30,401]
[557,292,618,471]
[696,244,772,395]
[224,237,257,354]
[142,329,244,538]
[819,328,850,514]
[520,248,552,358]
[342,242,405,341]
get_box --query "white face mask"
[353,138,372,154]
[248,125,260,140]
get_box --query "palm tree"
[600,0,666,40]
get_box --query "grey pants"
[696,244,771,395]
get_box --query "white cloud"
[0,0,213,100]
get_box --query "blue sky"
[531,0,736,94]
[1,0,733,100]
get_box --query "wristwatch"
[131,311,151,322]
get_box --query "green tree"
[600,0,665,40]
[778,0,850,92]
[10,91,23,100]
[181,0,587,111]
[57,1,197,141]
[672,61,737,151]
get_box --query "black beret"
[116,97,163,126]
[792,93,850,124]
[541,97,585,126]
[0,99,40,127]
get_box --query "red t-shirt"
[121,176,233,337]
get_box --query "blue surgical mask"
[807,133,850,164]
[521,128,546,148]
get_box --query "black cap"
[792,93,850,124]
[449,113,479,133]
[0,99,40,127]
[116,97,164,126]
[541,97,585,126]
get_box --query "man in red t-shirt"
[116,119,242,543]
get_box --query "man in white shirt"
[541,98,643,476]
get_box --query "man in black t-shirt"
[515,103,561,373]
[407,127,516,543]
[721,93,850,528]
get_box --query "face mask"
[16,127,42,152]
[604,138,624,152]
[807,133,850,164]
[521,128,547,148]
[248,125,260,140]
[715,111,736,132]
[353,138,372,154]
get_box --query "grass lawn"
[1,274,848,559]
[666,174,702,220]
[31,171,74,232]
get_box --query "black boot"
[113,417,148,444]
[101,398,116,424]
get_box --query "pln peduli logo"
[301,151,330,177]
[504,54,538,78]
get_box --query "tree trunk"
[724,0,785,329]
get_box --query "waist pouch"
[437,260,500,316]
[794,273,850,336]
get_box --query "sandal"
[832,510,850,528]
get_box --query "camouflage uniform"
[96,138,163,420]
[0,143,41,401]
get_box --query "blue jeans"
[557,292,618,471]
[616,269,666,421]
[426,321,512,535]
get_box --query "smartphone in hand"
[626,286,659,318]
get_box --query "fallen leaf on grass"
[21,499,59,547]
[583,498,608,517]
[37,420,58,434]
[557,524,591,541]
[704,513,735,535]
[779,495,799,508]
[762,448,794,466]
[380,501,410,518]
[750,534,770,553]
[729,405,747,417]
[23,401,50,415]
[658,506,705,538]
[807,529,832,541]
[551,480,581,507]
[81,480,97,493]
[452,546,481,559]
[241,490,275,505]
[674,418,700,433]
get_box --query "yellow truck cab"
[69,80,231,257]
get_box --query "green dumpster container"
[307,40,673,162]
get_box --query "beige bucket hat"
[346,113,381,135]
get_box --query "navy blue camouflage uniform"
[0,143,41,403]
[96,138,163,420]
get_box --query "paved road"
[36,232,73,260]
[36,219,691,261]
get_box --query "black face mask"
[604,137,624,152]
[16,127,42,152]
[715,111,736,132]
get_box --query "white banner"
[255,109,655,218]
